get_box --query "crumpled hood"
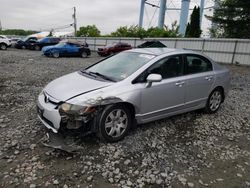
[44,72,112,101]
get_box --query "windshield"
[105,42,119,48]
[86,52,155,81]
[55,42,66,47]
[22,36,29,41]
[38,38,48,43]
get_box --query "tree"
[110,22,179,38]
[77,25,100,37]
[185,6,202,37]
[0,29,37,36]
[207,0,250,38]
[185,23,190,37]
[110,25,147,38]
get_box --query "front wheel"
[109,51,115,56]
[0,43,7,50]
[98,105,132,142]
[52,50,60,58]
[204,89,223,113]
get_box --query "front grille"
[41,115,55,128]
[37,105,55,128]
[43,92,59,105]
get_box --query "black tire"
[81,51,88,58]
[52,51,60,58]
[21,45,26,49]
[0,43,7,50]
[98,104,132,142]
[204,88,223,113]
[35,45,40,51]
[109,51,115,56]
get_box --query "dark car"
[30,37,61,51]
[137,40,166,48]
[42,40,91,58]
[97,42,132,56]
[15,37,38,49]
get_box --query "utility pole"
[73,7,77,36]
[0,19,2,31]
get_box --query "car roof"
[129,47,195,56]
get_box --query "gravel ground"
[0,48,250,188]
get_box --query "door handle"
[175,81,185,87]
[205,76,213,81]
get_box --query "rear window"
[186,55,213,74]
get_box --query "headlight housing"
[59,103,95,115]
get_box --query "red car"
[97,42,132,56]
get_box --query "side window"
[186,55,212,74]
[147,55,184,79]
[135,55,184,83]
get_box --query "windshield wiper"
[81,70,116,82]
[89,71,116,82]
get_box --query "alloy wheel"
[209,90,222,111]
[104,109,128,138]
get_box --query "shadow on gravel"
[41,110,203,154]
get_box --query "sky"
[0,0,214,36]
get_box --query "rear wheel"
[204,88,223,113]
[52,51,60,58]
[81,51,88,58]
[0,43,7,50]
[21,45,26,49]
[35,45,40,51]
[98,105,132,142]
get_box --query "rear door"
[184,54,215,108]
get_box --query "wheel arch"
[115,102,136,119]
[212,86,225,102]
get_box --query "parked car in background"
[137,40,166,48]
[14,37,38,49]
[97,42,132,56]
[42,39,91,58]
[10,38,21,47]
[0,35,11,50]
[37,48,230,142]
[30,37,61,51]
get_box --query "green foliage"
[207,0,250,38]
[0,29,37,36]
[185,23,190,37]
[110,22,179,38]
[77,25,100,37]
[185,6,202,37]
[110,25,147,38]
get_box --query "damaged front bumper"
[37,92,97,134]
[37,94,61,133]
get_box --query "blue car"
[42,41,91,58]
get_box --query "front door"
[138,55,186,123]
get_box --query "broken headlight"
[59,103,95,115]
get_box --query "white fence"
[69,37,250,66]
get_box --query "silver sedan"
[37,48,230,142]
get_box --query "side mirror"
[146,74,162,87]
